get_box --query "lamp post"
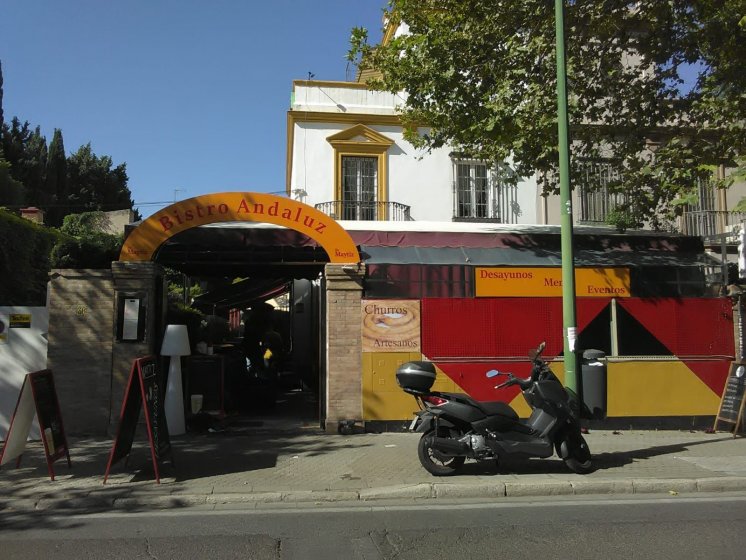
[161,324,191,436]
[554,0,579,392]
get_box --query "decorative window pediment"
[327,124,394,153]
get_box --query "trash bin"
[581,349,607,419]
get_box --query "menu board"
[0,370,71,480]
[28,370,68,460]
[104,357,173,483]
[714,361,746,436]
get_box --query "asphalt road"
[2,494,745,559]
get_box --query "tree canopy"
[350,0,746,229]
[0,59,137,227]
[66,143,134,216]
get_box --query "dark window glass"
[342,156,377,220]
[364,264,474,299]
[630,267,706,298]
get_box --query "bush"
[50,212,122,268]
[0,209,61,305]
[49,234,121,269]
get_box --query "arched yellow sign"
[119,192,360,263]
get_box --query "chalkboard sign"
[714,361,746,437]
[0,370,71,480]
[104,357,173,483]
[186,355,224,414]
[28,370,69,461]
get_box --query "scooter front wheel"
[417,429,466,476]
[561,433,593,474]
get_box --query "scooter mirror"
[485,369,500,378]
[529,341,546,360]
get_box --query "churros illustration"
[362,300,421,352]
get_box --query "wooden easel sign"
[104,356,173,484]
[713,361,746,437]
[0,370,72,481]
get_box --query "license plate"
[408,415,419,431]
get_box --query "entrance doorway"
[152,224,329,432]
[117,192,362,434]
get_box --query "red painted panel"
[421,298,610,359]
[618,298,733,357]
[435,361,532,402]
[681,360,733,396]
[577,299,612,331]
[421,298,563,359]
[420,297,733,406]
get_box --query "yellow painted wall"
[363,356,723,421]
[512,360,721,417]
[362,352,462,420]
[606,361,721,416]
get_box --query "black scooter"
[396,342,593,475]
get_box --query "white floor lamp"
[161,324,191,436]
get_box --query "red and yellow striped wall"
[362,297,733,421]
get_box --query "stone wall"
[324,263,364,431]
[46,263,164,436]
[47,269,115,436]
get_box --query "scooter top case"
[396,361,436,394]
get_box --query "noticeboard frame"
[104,356,173,483]
[0,369,71,480]
[713,360,746,437]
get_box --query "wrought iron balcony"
[314,200,412,221]
[679,210,746,238]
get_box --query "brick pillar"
[110,261,165,435]
[324,263,364,432]
[47,269,116,436]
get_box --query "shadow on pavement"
[591,435,735,471]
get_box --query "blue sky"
[1,1,385,218]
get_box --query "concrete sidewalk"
[1,428,745,512]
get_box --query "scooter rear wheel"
[417,429,466,476]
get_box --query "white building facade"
[286,80,541,226]
[286,77,745,243]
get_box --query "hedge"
[0,208,63,305]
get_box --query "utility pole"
[555,0,578,392]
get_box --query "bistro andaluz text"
[119,193,360,264]
[158,199,330,235]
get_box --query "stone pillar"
[110,261,165,435]
[47,269,116,436]
[324,263,364,432]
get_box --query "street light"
[554,0,579,392]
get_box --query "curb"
[3,477,746,512]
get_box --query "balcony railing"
[314,200,412,221]
[679,210,746,238]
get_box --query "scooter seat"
[478,401,519,420]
